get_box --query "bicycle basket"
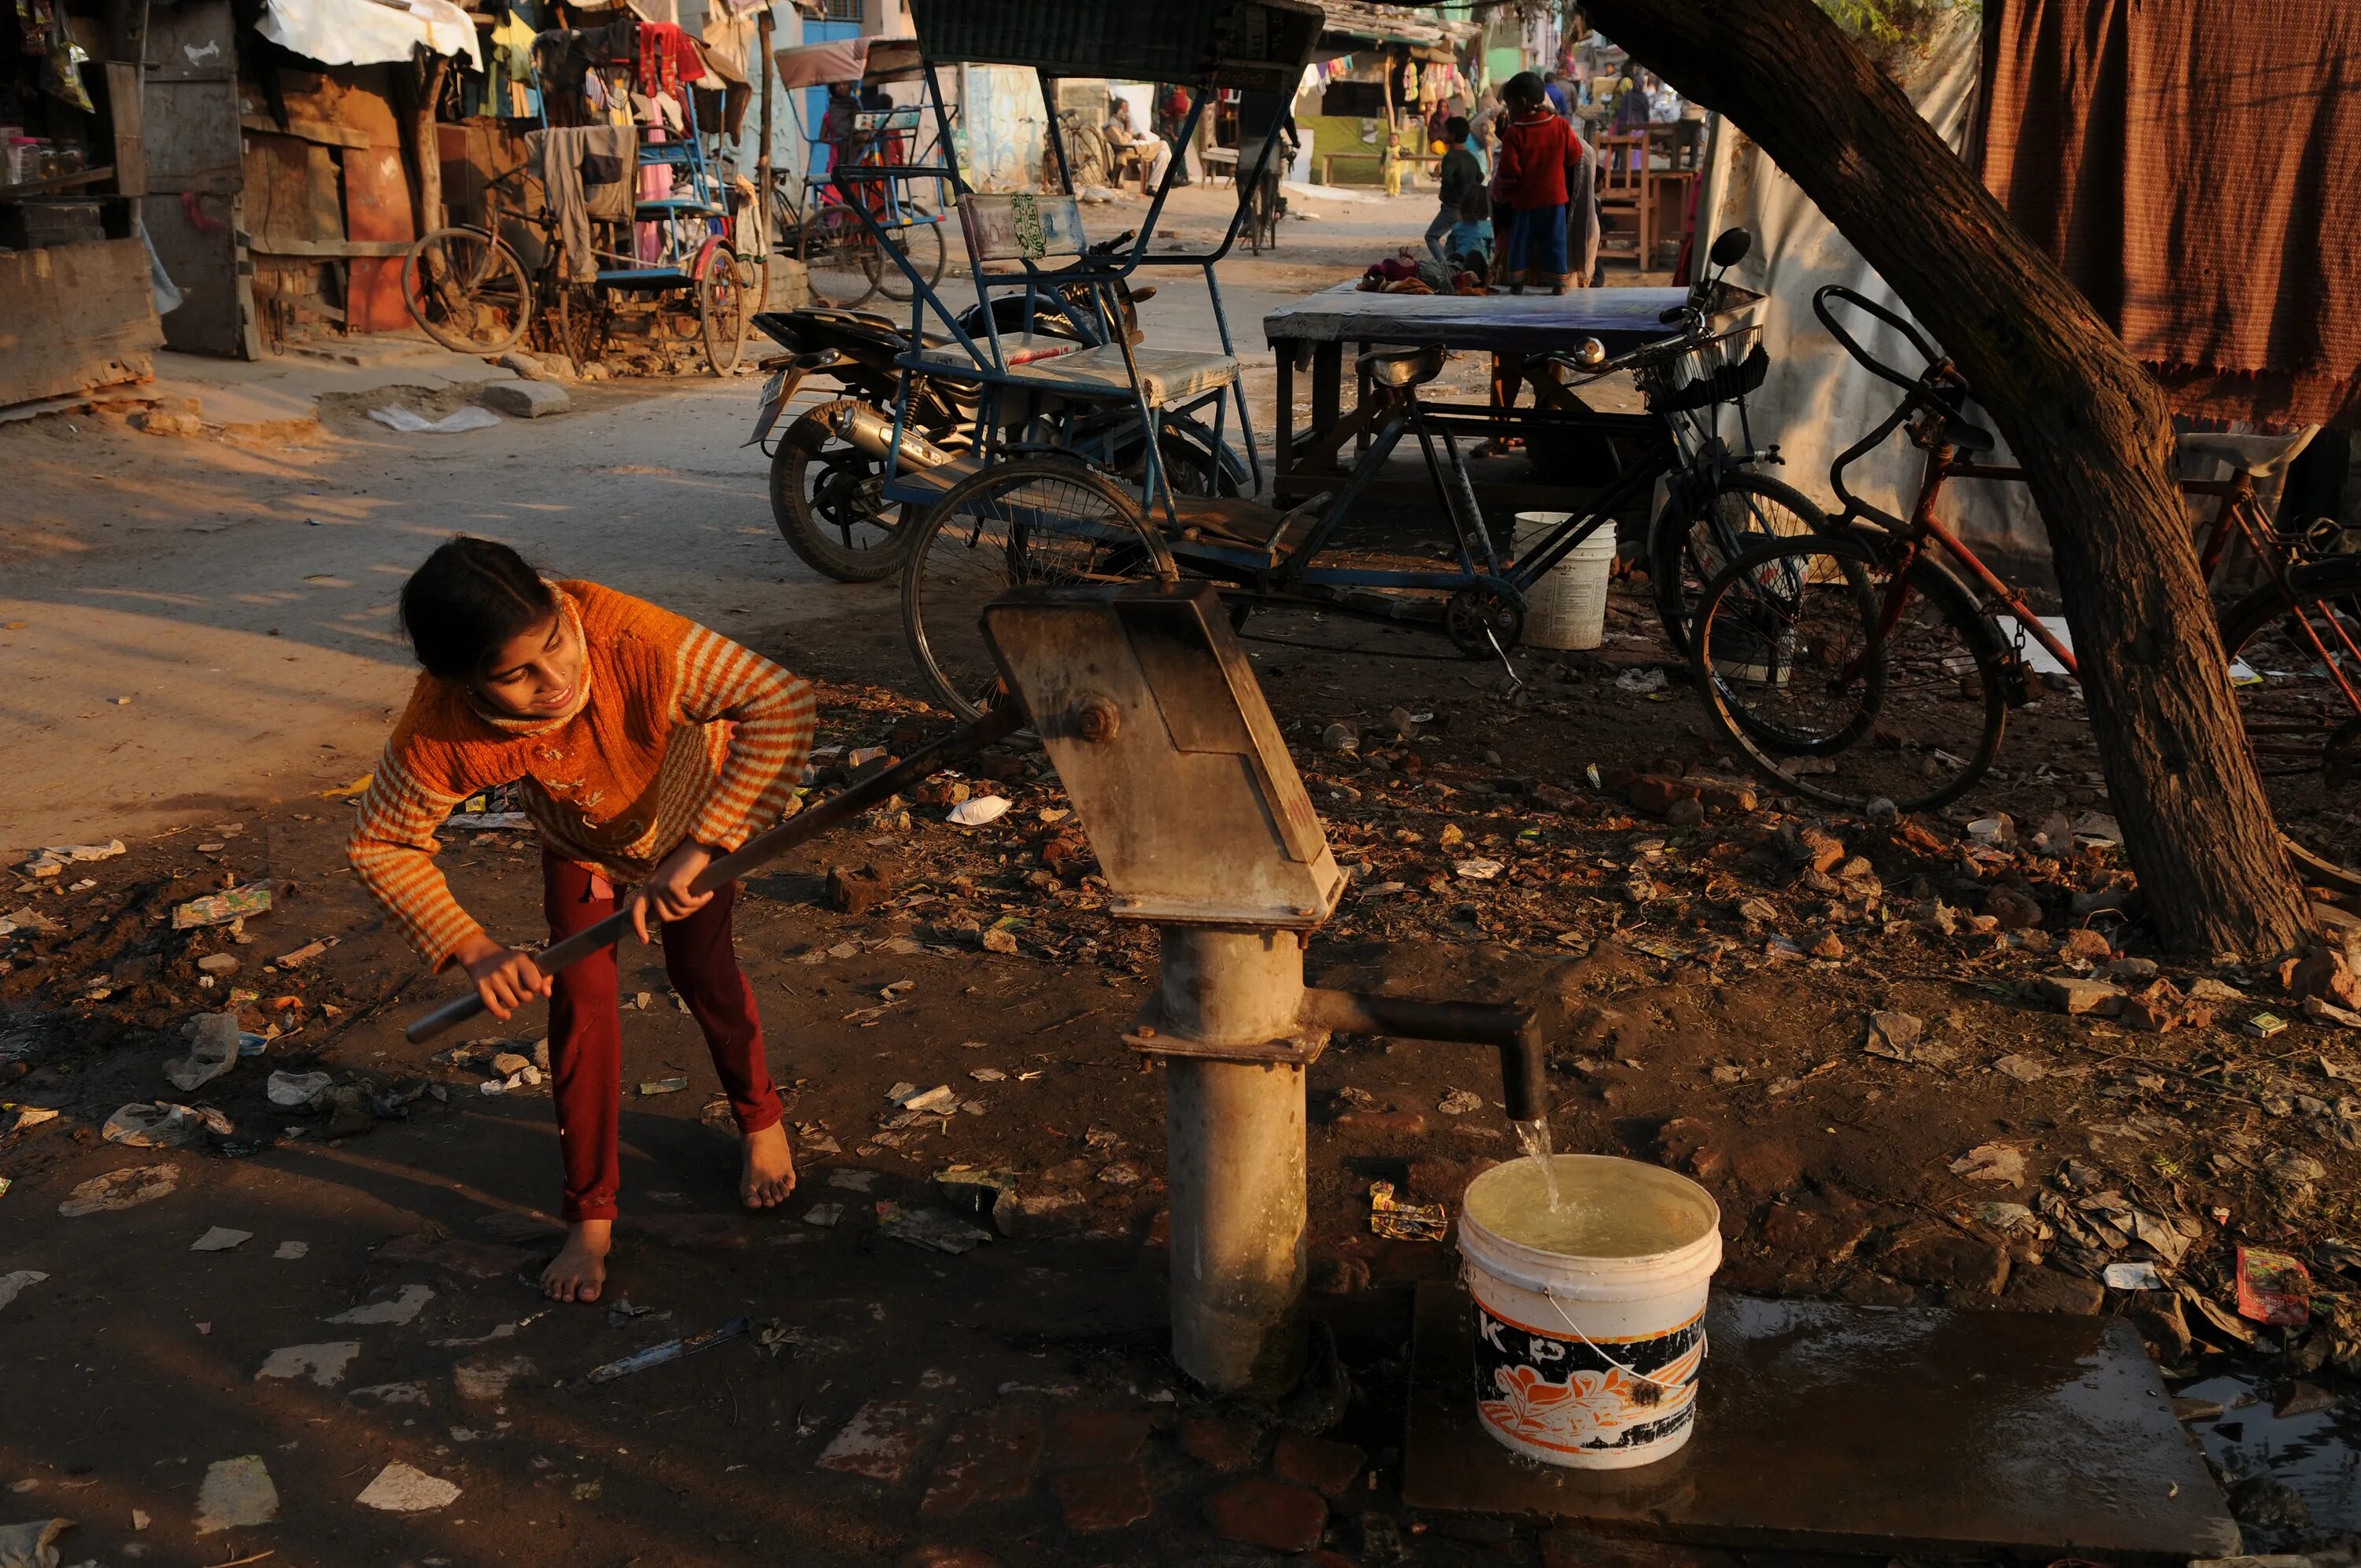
[1635,323,1768,415]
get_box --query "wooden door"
[143,0,258,357]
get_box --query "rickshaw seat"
[959,192,1092,264]
[914,343,1239,408]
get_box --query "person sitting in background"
[1424,116,1483,267]
[1107,94,1173,194]
[1491,70,1587,294]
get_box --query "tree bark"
[1583,0,2310,956]
[414,56,450,236]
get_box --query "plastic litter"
[102,1101,230,1148]
[164,1013,241,1093]
[274,1241,309,1260]
[327,1283,435,1326]
[194,1455,277,1533]
[637,1076,689,1096]
[445,811,530,830]
[171,882,272,930]
[875,1201,992,1254]
[0,1518,72,1568]
[57,1163,178,1216]
[19,840,124,876]
[585,1315,750,1384]
[190,1227,250,1253]
[368,404,501,435]
[1369,1181,1448,1241]
[1435,1088,1483,1116]
[267,1070,332,1109]
[2,1106,59,1135]
[2236,1245,2311,1326]
[802,1202,844,1227]
[2104,1261,2164,1292]
[947,795,1011,827]
[0,908,61,938]
[1949,1142,2027,1184]
[453,1353,537,1400]
[0,1271,46,1312]
[354,1460,462,1511]
[254,1341,361,1386]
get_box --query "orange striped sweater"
[346,579,815,970]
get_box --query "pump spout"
[1297,990,1549,1123]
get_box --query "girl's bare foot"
[542,1219,611,1304]
[741,1122,796,1210]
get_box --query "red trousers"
[542,851,782,1222]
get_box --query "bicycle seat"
[1358,345,1445,390]
[1937,414,1996,454]
[2178,426,2319,481]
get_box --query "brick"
[1272,1433,1365,1498]
[1180,1416,1260,1473]
[1045,1408,1155,1468]
[2004,1265,2104,1315]
[478,378,571,418]
[1625,775,1701,816]
[1204,1478,1327,1554]
[1797,826,1846,874]
[818,1399,944,1485]
[1048,1463,1153,1531]
[1688,775,1757,814]
[2034,975,2124,1016]
[826,863,891,915]
[921,1411,1043,1515]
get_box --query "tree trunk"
[414,56,450,236]
[1583,0,2310,957]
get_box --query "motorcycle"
[747,231,1248,583]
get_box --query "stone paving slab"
[1402,1282,2237,1562]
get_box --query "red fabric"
[1494,111,1584,211]
[541,850,779,1223]
[1979,0,2361,427]
[637,21,707,99]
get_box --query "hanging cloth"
[636,20,705,100]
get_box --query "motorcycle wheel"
[769,397,917,582]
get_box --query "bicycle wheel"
[769,399,914,582]
[800,201,881,308]
[552,280,609,371]
[698,245,752,376]
[903,459,1177,719]
[1646,471,1827,659]
[402,229,531,354]
[1690,532,2008,813]
[2219,555,2361,893]
[877,216,944,302]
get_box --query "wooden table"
[1262,282,1689,504]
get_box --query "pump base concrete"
[1402,1282,2237,1561]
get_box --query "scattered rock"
[354,1461,461,1512]
[476,378,571,419]
[2033,975,2124,1016]
[1272,1433,1365,1497]
[2002,1266,2103,1315]
[1204,1478,1328,1554]
[1047,1465,1153,1531]
[2056,927,2112,965]
[1984,886,2044,931]
[136,409,206,437]
[2226,1475,2311,1529]
[818,1399,944,1485]
[920,1411,1044,1515]
[1180,1417,1260,1473]
[827,864,892,915]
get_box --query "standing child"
[349,538,815,1304]
[1424,116,1483,268]
[1491,70,1589,295]
[1380,129,1405,197]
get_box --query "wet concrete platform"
[1403,1283,2238,1561]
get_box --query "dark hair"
[1443,115,1469,142]
[1504,71,1545,110]
[398,536,557,683]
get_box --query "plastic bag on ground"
[0,1518,73,1568]
[102,1102,230,1148]
[164,1013,241,1093]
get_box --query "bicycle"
[773,113,946,310]
[1687,284,2361,891]
[401,163,606,367]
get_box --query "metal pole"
[757,3,774,286]
[1158,927,1309,1397]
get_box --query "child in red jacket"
[1491,71,1590,294]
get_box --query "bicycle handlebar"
[1811,284,1938,392]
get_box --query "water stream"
[1511,1117,1561,1211]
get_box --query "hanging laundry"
[635,20,705,100]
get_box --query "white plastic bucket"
[1458,1154,1722,1470]
[1513,513,1619,651]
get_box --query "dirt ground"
[3,186,2359,1566]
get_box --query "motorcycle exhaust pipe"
[826,400,955,470]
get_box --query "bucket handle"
[1463,1260,1708,1403]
